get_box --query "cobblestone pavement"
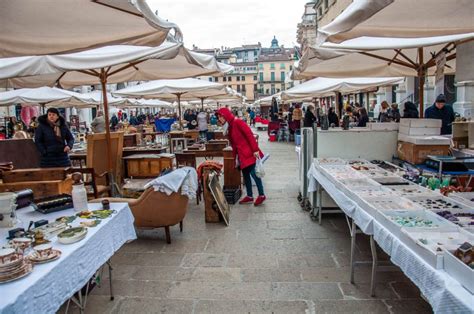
[68,129,432,313]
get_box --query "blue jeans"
[242,164,264,197]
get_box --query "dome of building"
[271,36,279,48]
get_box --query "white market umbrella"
[45,90,130,108]
[317,0,474,44]
[0,86,88,106]
[294,33,474,114]
[113,78,233,128]
[0,0,181,57]
[282,77,404,101]
[0,43,233,89]
[0,43,231,188]
[256,93,281,106]
[116,98,173,109]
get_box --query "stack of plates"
[0,248,33,283]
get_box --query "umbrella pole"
[176,93,183,130]
[99,69,117,196]
[418,47,425,118]
[201,97,204,111]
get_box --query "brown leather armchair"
[92,188,189,244]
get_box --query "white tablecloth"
[307,164,474,313]
[0,202,136,313]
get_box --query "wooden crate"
[397,141,450,164]
[2,168,70,183]
[0,178,73,200]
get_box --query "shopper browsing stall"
[34,108,74,167]
[303,105,317,127]
[424,94,455,135]
[216,108,266,206]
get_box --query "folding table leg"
[107,260,114,301]
[350,220,357,284]
[370,235,378,297]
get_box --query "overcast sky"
[148,0,308,49]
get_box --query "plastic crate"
[223,188,242,204]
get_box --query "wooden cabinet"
[123,154,175,178]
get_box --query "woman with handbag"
[216,108,266,206]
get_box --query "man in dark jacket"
[303,105,317,127]
[34,108,74,167]
[424,94,455,135]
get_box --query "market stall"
[0,201,136,313]
[307,158,473,313]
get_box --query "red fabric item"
[197,161,223,182]
[217,108,263,169]
[255,116,269,124]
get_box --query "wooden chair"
[68,168,110,199]
[91,188,189,244]
[86,132,124,190]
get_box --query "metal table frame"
[65,260,114,314]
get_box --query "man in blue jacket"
[424,94,455,135]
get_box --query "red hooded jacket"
[217,108,263,169]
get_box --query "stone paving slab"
[69,130,432,313]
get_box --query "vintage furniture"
[123,153,174,178]
[122,178,153,198]
[122,146,168,157]
[0,168,73,199]
[0,139,40,169]
[175,153,197,168]
[86,132,124,190]
[68,168,110,199]
[123,133,139,147]
[205,139,229,152]
[223,147,241,189]
[92,188,189,244]
[170,138,187,153]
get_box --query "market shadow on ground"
[60,130,432,314]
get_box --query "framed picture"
[208,171,230,226]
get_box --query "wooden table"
[70,146,169,164]
[182,148,225,158]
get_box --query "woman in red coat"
[217,108,266,206]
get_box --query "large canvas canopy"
[281,77,403,101]
[295,33,474,79]
[0,0,181,57]
[317,0,474,44]
[0,42,233,89]
[0,86,90,106]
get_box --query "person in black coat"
[402,101,419,118]
[424,94,455,135]
[34,108,74,168]
[328,107,339,127]
[357,107,369,127]
[303,105,317,127]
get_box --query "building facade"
[296,2,317,52]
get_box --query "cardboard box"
[397,141,450,164]
[399,125,440,136]
[399,118,442,128]
[368,122,399,131]
[397,134,451,145]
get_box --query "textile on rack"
[155,118,176,132]
[197,161,223,182]
[144,167,198,199]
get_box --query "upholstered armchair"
[92,187,189,244]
